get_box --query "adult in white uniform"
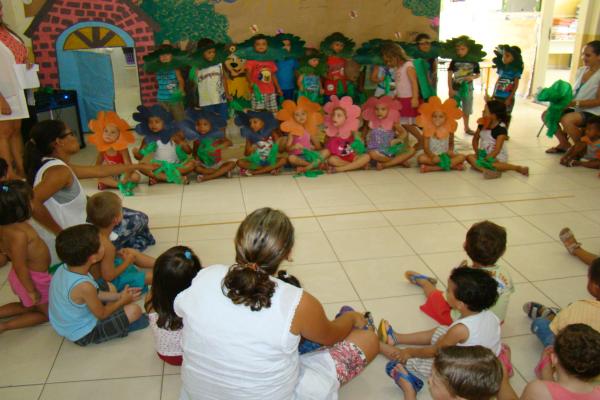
[175,208,379,400]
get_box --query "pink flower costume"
[324,96,362,162]
[362,96,402,157]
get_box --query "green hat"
[492,44,524,74]
[234,34,288,61]
[402,41,441,60]
[272,33,306,59]
[297,48,327,76]
[143,45,187,73]
[188,40,229,69]
[440,36,486,62]
[353,39,402,65]
[320,32,355,58]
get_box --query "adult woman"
[175,208,378,400]
[24,120,155,264]
[0,3,29,178]
[546,41,600,153]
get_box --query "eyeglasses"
[59,131,75,139]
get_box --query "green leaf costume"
[476,149,497,170]
[536,80,573,138]
[438,152,451,171]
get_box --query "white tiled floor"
[1,97,599,399]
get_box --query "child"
[189,38,230,121]
[88,111,140,193]
[0,180,51,332]
[49,224,148,345]
[274,33,304,101]
[182,108,235,182]
[362,96,416,169]
[145,246,202,366]
[559,227,598,266]
[444,36,485,135]
[466,100,529,179]
[87,192,155,293]
[379,267,504,385]
[276,97,328,173]
[238,34,284,113]
[132,105,195,185]
[320,32,355,101]
[235,110,287,175]
[413,33,439,93]
[381,42,423,149]
[388,345,509,400]
[324,95,371,172]
[404,220,514,326]
[560,116,600,169]
[520,324,600,400]
[490,45,523,126]
[297,48,326,104]
[371,63,396,97]
[143,44,186,121]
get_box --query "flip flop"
[335,305,355,319]
[385,360,424,393]
[522,302,559,319]
[405,271,438,286]
[545,147,567,154]
[378,319,399,345]
[559,227,581,255]
[534,346,553,379]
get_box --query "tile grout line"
[37,336,65,400]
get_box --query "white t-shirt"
[196,64,226,106]
[154,141,178,163]
[450,310,501,356]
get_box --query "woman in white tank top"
[24,120,154,263]
[547,41,600,154]
[174,208,378,400]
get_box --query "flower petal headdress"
[275,96,324,137]
[323,96,361,138]
[88,111,134,152]
[416,96,462,139]
[133,105,178,144]
[361,96,401,130]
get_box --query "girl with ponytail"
[175,207,379,400]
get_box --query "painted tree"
[140,0,231,44]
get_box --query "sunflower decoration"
[361,96,401,130]
[234,34,288,61]
[133,105,179,144]
[323,95,361,139]
[143,44,187,73]
[180,108,227,141]
[276,97,324,137]
[416,96,463,139]
[234,110,279,143]
[320,32,355,58]
[440,36,486,62]
[492,44,524,74]
[353,39,401,65]
[88,111,134,153]
[272,33,306,59]
[187,39,229,69]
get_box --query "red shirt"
[324,56,347,95]
[0,27,27,64]
[245,60,278,94]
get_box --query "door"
[59,50,115,129]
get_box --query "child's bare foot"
[181,175,190,185]
[400,161,411,168]
[483,169,502,179]
[559,227,581,255]
[270,168,281,175]
[196,174,204,183]
[419,164,431,173]
[363,162,370,170]
[296,166,308,173]
[518,166,529,176]
[148,177,158,186]
[376,162,385,171]
[404,271,438,286]
[452,162,465,171]
[327,166,337,174]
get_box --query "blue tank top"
[156,69,181,103]
[49,264,99,341]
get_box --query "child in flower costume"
[273,33,305,101]
[276,96,328,174]
[236,34,286,113]
[143,44,187,121]
[88,111,140,195]
[320,32,355,102]
[416,96,466,173]
[441,36,486,135]
[235,110,287,176]
[489,45,523,126]
[297,48,327,104]
[362,96,416,170]
[181,108,235,182]
[132,105,195,185]
[324,96,370,172]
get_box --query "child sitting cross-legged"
[560,116,600,170]
[145,246,202,366]
[86,192,155,293]
[49,224,148,345]
[378,267,504,394]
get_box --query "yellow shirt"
[550,299,600,334]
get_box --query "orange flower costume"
[88,111,135,152]
[275,96,324,136]
[416,97,462,139]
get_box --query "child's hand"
[410,98,419,109]
[118,248,139,263]
[27,289,41,305]
[394,348,412,364]
[432,155,441,164]
[119,285,140,304]
[348,311,368,330]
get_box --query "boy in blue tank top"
[49,224,148,346]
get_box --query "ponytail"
[24,120,66,185]
[222,208,295,311]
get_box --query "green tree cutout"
[403,0,441,18]
[141,0,231,44]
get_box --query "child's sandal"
[385,360,424,393]
[534,346,553,379]
[378,319,399,345]
[522,301,559,319]
[559,227,581,255]
[404,271,438,287]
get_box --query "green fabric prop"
[440,36,486,62]
[402,41,441,60]
[118,179,137,197]
[293,149,325,178]
[196,139,217,166]
[297,63,327,77]
[351,137,366,155]
[353,39,398,65]
[438,153,451,171]
[476,149,496,170]
[294,169,325,178]
[152,160,184,184]
[336,80,346,97]
[298,89,322,104]
[413,58,436,100]
[453,81,470,108]
[320,32,355,57]
[252,84,264,102]
[140,141,158,157]
[536,80,573,138]
[385,142,406,156]
[346,82,366,105]
[48,262,62,275]
[246,143,280,169]
[175,144,190,163]
[228,97,251,116]
[383,74,391,95]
